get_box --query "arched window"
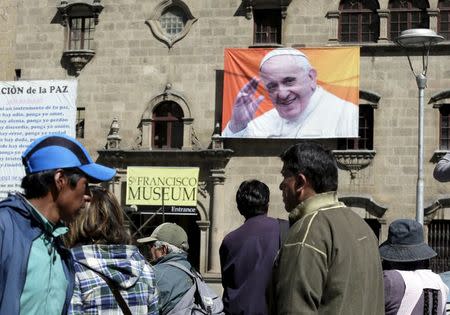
[339,0,380,43]
[438,0,450,39]
[389,0,429,40]
[152,101,184,149]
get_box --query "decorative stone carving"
[211,122,223,150]
[140,83,193,150]
[62,50,95,76]
[106,118,122,149]
[146,0,197,48]
[242,0,292,20]
[333,150,376,179]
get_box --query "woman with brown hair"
[66,186,158,315]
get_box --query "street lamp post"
[395,28,444,225]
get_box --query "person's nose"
[276,87,290,100]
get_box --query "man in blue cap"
[0,134,116,315]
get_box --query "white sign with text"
[0,80,77,199]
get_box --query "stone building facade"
[2,0,450,284]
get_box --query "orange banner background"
[222,47,360,130]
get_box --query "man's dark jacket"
[219,214,288,315]
[0,193,74,315]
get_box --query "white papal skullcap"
[259,47,309,70]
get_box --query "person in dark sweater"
[219,180,288,315]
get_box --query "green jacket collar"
[289,191,345,223]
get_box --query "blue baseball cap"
[22,134,116,183]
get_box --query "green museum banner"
[126,167,200,206]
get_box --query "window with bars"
[338,104,374,150]
[440,105,450,150]
[253,9,282,44]
[389,0,429,40]
[159,6,188,36]
[339,0,380,43]
[152,101,184,149]
[69,17,95,50]
[439,0,450,39]
[428,220,450,273]
[76,107,85,139]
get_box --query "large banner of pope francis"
[221,47,360,139]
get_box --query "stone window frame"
[140,84,194,150]
[253,9,282,45]
[337,91,378,150]
[388,0,430,40]
[334,90,379,179]
[240,0,292,47]
[338,0,381,43]
[146,0,197,48]
[438,0,450,40]
[68,16,95,50]
[327,0,441,44]
[57,0,104,75]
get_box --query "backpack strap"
[82,265,132,315]
[164,261,215,314]
[164,261,197,279]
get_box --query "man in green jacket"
[271,142,384,314]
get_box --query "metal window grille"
[253,9,282,44]
[69,17,95,50]
[76,107,85,139]
[159,7,187,36]
[389,0,429,40]
[152,101,184,149]
[428,220,450,273]
[339,0,379,42]
[338,105,374,150]
[439,0,450,39]
[440,108,450,150]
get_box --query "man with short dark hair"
[219,180,288,315]
[0,134,116,315]
[271,142,384,314]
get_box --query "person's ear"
[54,169,67,192]
[295,173,306,192]
[308,68,317,89]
